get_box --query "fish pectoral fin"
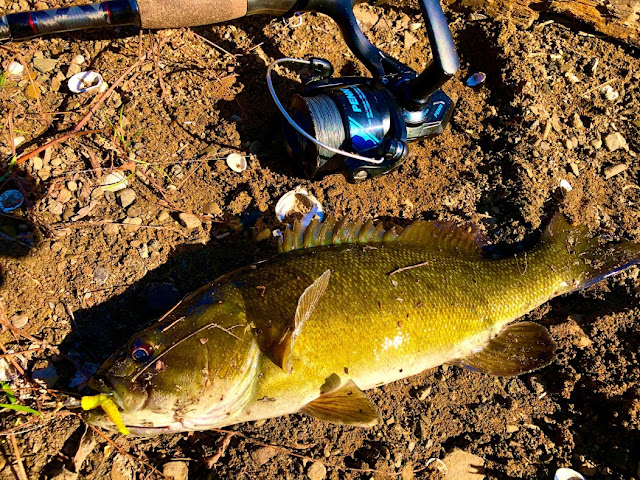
[301,379,379,427]
[268,269,331,373]
[453,322,556,377]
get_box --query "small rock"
[10,314,28,329]
[62,208,75,221]
[67,63,82,77]
[162,461,188,480]
[590,137,602,150]
[418,386,432,401]
[103,223,119,237]
[604,132,628,152]
[404,31,418,50]
[251,446,278,467]
[357,10,379,29]
[559,179,573,192]
[48,200,64,215]
[72,54,86,65]
[126,204,142,218]
[601,85,619,101]
[13,136,26,148]
[32,156,43,171]
[178,213,201,229]
[506,424,519,433]
[67,181,78,192]
[587,58,599,76]
[203,202,223,216]
[571,113,584,129]
[157,210,170,222]
[604,163,628,179]
[307,462,327,480]
[33,57,57,73]
[569,162,580,177]
[57,188,72,204]
[93,266,110,285]
[147,283,180,312]
[139,244,149,259]
[38,168,51,181]
[122,217,143,231]
[565,139,573,150]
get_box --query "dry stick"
[153,34,167,98]
[0,341,25,376]
[8,434,28,480]
[73,56,146,133]
[14,130,101,165]
[84,423,166,478]
[388,261,430,276]
[0,347,46,359]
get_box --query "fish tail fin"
[545,214,640,294]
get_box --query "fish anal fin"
[454,322,556,377]
[301,380,379,427]
[266,270,331,373]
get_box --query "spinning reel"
[268,0,459,182]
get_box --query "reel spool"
[268,0,459,182]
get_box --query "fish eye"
[131,338,154,362]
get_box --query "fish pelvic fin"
[279,215,487,257]
[544,214,640,294]
[266,270,331,373]
[453,322,556,377]
[301,379,379,427]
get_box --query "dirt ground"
[0,0,639,478]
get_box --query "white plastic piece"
[275,186,323,227]
[559,179,573,192]
[67,71,104,94]
[554,467,585,480]
[102,171,128,192]
[6,61,25,81]
[226,153,247,172]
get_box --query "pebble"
[443,449,485,479]
[48,200,64,215]
[57,188,72,204]
[32,156,43,171]
[403,31,419,50]
[604,132,628,152]
[307,462,327,480]
[102,172,128,192]
[418,386,432,401]
[6,61,25,81]
[33,57,57,73]
[250,446,278,467]
[357,10,379,29]
[590,137,602,150]
[62,208,75,221]
[103,223,119,237]
[203,202,223,216]
[122,217,143,231]
[126,205,142,219]
[139,244,149,259]
[571,113,584,129]
[67,181,78,192]
[116,188,136,208]
[560,179,573,192]
[601,85,619,101]
[157,210,170,222]
[178,213,201,229]
[10,314,28,329]
[67,63,82,77]
[147,283,180,312]
[604,163,628,179]
[93,266,110,285]
[13,136,25,148]
[162,461,188,480]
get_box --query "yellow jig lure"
[81,394,130,435]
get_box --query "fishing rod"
[1,0,459,182]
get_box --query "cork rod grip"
[136,0,248,29]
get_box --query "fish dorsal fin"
[279,216,485,255]
[453,322,556,377]
[268,270,331,373]
[397,220,487,256]
[301,379,379,427]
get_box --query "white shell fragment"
[275,186,323,227]
[466,72,486,87]
[6,61,25,81]
[102,171,128,192]
[554,468,585,480]
[601,85,619,101]
[68,71,104,94]
[226,153,247,173]
[559,179,573,192]
[0,189,25,213]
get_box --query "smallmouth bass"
[86,215,640,435]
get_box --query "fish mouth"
[88,373,147,414]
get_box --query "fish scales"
[86,215,640,434]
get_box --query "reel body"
[272,0,460,182]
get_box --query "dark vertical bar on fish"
[0,0,140,41]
